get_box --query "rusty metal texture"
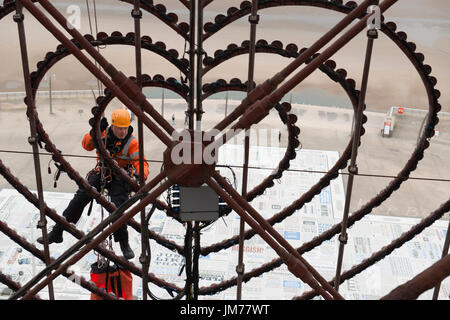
[1,0,189,38]
[381,250,450,300]
[0,271,42,300]
[0,220,116,300]
[0,158,183,295]
[297,197,450,300]
[0,0,447,300]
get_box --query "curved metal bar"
[0,158,183,295]
[202,0,361,41]
[381,252,450,300]
[23,43,187,256]
[0,0,189,40]
[90,79,185,250]
[120,0,190,40]
[0,0,445,301]
[0,271,42,300]
[0,220,116,300]
[211,172,344,300]
[297,197,450,300]
[197,5,442,296]
[206,177,335,300]
[28,33,189,93]
[210,0,372,132]
[14,0,55,299]
[202,39,301,75]
[200,54,361,256]
[14,174,169,300]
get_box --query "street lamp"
[44,74,56,114]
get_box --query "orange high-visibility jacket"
[82,130,149,180]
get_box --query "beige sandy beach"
[0,0,449,112]
[0,1,449,221]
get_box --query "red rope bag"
[90,262,133,300]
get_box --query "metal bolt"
[131,9,142,19]
[248,14,259,24]
[13,13,24,23]
[139,255,149,265]
[367,29,378,39]
[348,165,358,175]
[338,233,348,244]
[236,264,245,274]
[36,219,46,229]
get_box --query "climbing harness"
[89,154,133,300]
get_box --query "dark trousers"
[62,169,130,242]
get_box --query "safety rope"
[96,157,113,270]
[85,0,103,95]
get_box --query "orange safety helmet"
[111,109,131,127]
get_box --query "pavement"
[0,96,449,221]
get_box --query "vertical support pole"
[432,218,450,299]
[334,23,378,291]
[185,220,194,300]
[132,0,149,301]
[195,0,204,130]
[188,0,196,130]
[225,90,228,117]
[183,0,197,300]
[236,0,259,300]
[49,74,53,114]
[192,221,201,299]
[191,0,204,298]
[161,87,165,117]
[14,0,55,300]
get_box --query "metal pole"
[132,0,149,301]
[161,88,165,118]
[36,0,170,134]
[334,23,379,291]
[236,0,258,300]
[188,0,205,299]
[381,253,450,300]
[193,221,201,299]
[207,176,337,300]
[49,74,53,114]
[432,218,450,299]
[225,91,228,117]
[185,220,194,300]
[195,0,204,129]
[212,0,375,132]
[17,176,169,300]
[20,0,173,145]
[212,172,344,300]
[14,0,55,300]
[182,0,197,300]
[208,0,397,152]
[188,0,195,130]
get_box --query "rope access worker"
[37,109,149,260]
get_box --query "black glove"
[105,128,121,154]
[100,117,108,132]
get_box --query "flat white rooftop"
[0,145,448,300]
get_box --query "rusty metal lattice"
[0,0,449,301]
